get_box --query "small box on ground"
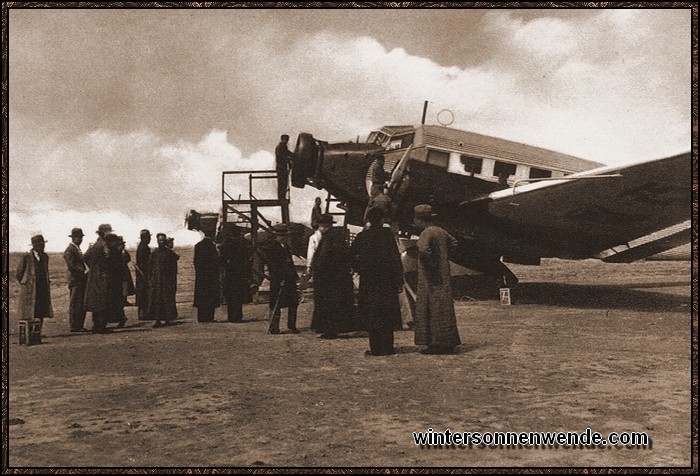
[18,319,42,346]
[499,288,511,306]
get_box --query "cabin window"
[384,133,414,150]
[426,149,450,168]
[460,155,482,175]
[400,133,414,148]
[529,167,552,179]
[493,161,517,177]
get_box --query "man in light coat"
[16,234,54,335]
[413,204,461,355]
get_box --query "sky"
[7,7,692,252]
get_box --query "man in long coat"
[16,234,54,334]
[84,224,113,334]
[351,208,403,356]
[148,233,179,327]
[220,226,253,323]
[135,229,151,320]
[310,214,355,339]
[104,233,128,328]
[193,232,220,322]
[64,228,88,332]
[413,204,462,354]
[261,223,299,334]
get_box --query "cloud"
[9,9,691,252]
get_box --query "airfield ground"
[5,250,693,468]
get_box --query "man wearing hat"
[16,234,54,335]
[135,229,152,320]
[351,207,404,356]
[84,223,113,333]
[193,230,221,323]
[220,225,253,323]
[260,223,300,334]
[413,204,462,355]
[64,228,89,332]
[148,232,179,327]
[310,213,355,338]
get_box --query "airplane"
[290,123,691,287]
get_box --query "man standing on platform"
[275,134,295,211]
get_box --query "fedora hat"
[97,223,113,234]
[68,227,85,238]
[317,213,336,226]
[30,234,47,246]
[270,223,290,235]
[414,204,437,220]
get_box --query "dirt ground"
[4,249,693,469]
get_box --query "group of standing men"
[16,224,180,336]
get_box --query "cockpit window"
[367,131,389,147]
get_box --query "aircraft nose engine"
[292,133,319,188]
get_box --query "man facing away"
[64,227,89,332]
[413,204,462,355]
[261,223,300,334]
[310,213,355,339]
[351,208,403,356]
[220,225,253,323]
[193,231,221,323]
[84,223,113,334]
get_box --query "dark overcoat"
[311,227,355,333]
[220,236,253,303]
[147,247,179,321]
[105,244,127,323]
[260,239,298,309]
[193,237,221,309]
[84,237,109,312]
[135,241,151,306]
[351,226,403,331]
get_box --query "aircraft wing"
[460,152,691,262]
